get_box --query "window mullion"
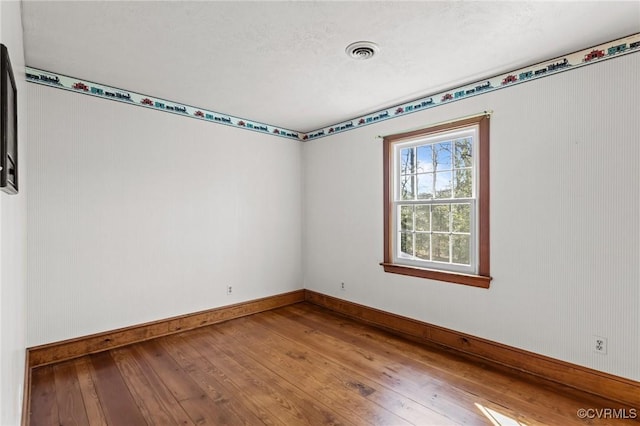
[395,198,474,205]
[429,204,433,261]
[412,205,416,260]
[449,202,453,265]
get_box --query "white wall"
[0,1,27,424]
[303,53,640,381]
[26,85,302,346]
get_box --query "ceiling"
[21,1,640,133]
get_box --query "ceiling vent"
[345,41,379,60]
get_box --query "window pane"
[434,171,452,198]
[454,138,473,168]
[400,205,413,231]
[399,232,413,258]
[452,234,470,265]
[415,205,430,231]
[452,203,471,233]
[400,175,415,200]
[433,142,452,171]
[400,147,415,175]
[416,173,434,199]
[416,145,433,173]
[432,204,450,232]
[415,233,430,260]
[453,168,472,198]
[432,234,450,262]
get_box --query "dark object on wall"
[0,44,17,194]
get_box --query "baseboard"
[21,350,31,426]
[27,289,305,368]
[24,288,639,414]
[304,290,640,408]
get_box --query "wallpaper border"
[26,33,640,141]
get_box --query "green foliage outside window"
[398,138,473,265]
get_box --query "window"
[382,114,491,288]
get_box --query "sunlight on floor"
[475,403,528,426]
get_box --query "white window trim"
[390,125,479,275]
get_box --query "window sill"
[380,262,491,288]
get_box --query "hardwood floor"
[28,302,639,425]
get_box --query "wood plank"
[176,395,243,425]
[53,361,90,426]
[89,351,147,425]
[284,303,617,425]
[268,305,640,426]
[159,334,280,425]
[111,346,195,425]
[305,290,640,407]
[248,309,489,425]
[28,290,305,367]
[213,314,454,426]
[134,339,241,425]
[187,328,357,425]
[29,366,59,426]
[28,301,640,426]
[210,320,398,425]
[73,358,108,426]
[134,339,205,401]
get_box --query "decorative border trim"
[25,67,302,141]
[304,33,640,140]
[25,33,640,142]
[305,290,640,408]
[26,289,305,368]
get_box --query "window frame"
[381,115,491,288]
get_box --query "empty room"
[0,1,639,425]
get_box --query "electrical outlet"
[340,282,346,291]
[227,285,232,295]
[593,335,607,354]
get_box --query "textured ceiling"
[22,1,640,133]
